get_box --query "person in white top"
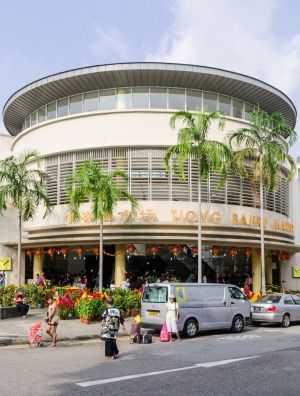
[164,294,180,342]
[121,278,130,291]
[110,280,117,290]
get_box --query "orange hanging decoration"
[35,248,43,257]
[282,252,290,262]
[244,247,252,261]
[171,245,180,258]
[276,251,284,261]
[212,246,220,257]
[192,245,198,256]
[60,246,69,259]
[26,249,34,260]
[93,246,100,259]
[76,245,85,259]
[230,247,237,260]
[127,244,136,255]
[149,244,159,257]
[47,247,56,259]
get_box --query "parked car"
[251,293,300,327]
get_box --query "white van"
[141,283,251,337]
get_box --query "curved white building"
[1,62,299,291]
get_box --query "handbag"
[160,323,170,342]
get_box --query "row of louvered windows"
[45,148,289,216]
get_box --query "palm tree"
[67,159,138,291]
[0,150,51,286]
[227,109,296,295]
[165,107,233,283]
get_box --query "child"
[130,314,142,343]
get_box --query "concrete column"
[33,253,43,280]
[252,251,261,294]
[265,252,273,286]
[115,244,126,287]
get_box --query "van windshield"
[142,286,168,303]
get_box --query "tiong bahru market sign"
[170,210,294,234]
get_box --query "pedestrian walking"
[44,296,58,347]
[100,297,126,360]
[164,294,180,342]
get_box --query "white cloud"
[146,0,300,155]
[88,25,132,62]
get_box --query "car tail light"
[266,305,276,313]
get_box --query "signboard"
[176,287,186,303]
[292,267,300,278]
[0,257,11,271]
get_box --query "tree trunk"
[260,155,266,295]
[18,209,22,287]
[197,165,202,283]
[99,221,103,292]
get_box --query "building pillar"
[252,251,261,294]
[33,254,43,280]
[115,244,126,287]
[265,252,273,287]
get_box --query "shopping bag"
[160,323,170,342]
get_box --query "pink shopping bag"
[160,323,170,342]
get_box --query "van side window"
[202,286,225,302]
[142,286,168,303]
[228,287,245,300]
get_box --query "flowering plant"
[56,293,75,319]
[76,292,106,320]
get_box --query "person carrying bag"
[164,294,180,342]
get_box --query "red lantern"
[212,246,220,257]
[26,249,34,260]
[127,244,136,255]
[192,246,198,255]
[149,244,158,257]
[60,247,69,259]
[47,247,56,259]
[76,245,84,259]
[35,248,43,257]
[257,249,262,257]
[230,247,237,260]
[244,247,252,261]
[276,251,284,261]
[93,246,100,259]
[171,245,180,258]
[282,252,290,262]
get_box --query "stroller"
[130,315,142,344]
[29,321,44,347]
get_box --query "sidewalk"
[0,308,138,347]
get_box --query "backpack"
[100,309,119,341]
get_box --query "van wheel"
[231,316,244,333]
[281,314,290,328]
[183,319,197,338]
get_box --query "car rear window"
[142,286,168,303]
[256,295,282,304]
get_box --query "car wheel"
[183,319,198,338]
[281,313,290,328]
[252,321,261,326]
[231,316,244,333]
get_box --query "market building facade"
[1,62,300,292]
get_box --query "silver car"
[251,294,300,327]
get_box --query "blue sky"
[1,0,300,157]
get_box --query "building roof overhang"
[3,62,297,136]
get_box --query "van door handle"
[231,302,235,305]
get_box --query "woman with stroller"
[44,296,58,347]
[100,297,126,360]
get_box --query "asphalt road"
[2,324,300,396]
